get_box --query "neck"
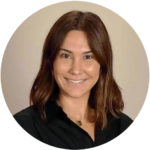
[56,93,91,121]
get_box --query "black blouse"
[14,99,133,149]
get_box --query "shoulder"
[107,112,133,134]
[13,106,40,139]
[118,112,133,123]
[117,112,133,132]
[14,106,37,122]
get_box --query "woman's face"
[53,30,100,99]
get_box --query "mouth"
[65,78,86,81]
[65,78,87,85]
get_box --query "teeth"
[67,79,84,83]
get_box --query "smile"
[65,78,87,85]
[65,78,87,84]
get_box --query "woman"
[14,11,133,149]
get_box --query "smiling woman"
[53,31,101,142]
[13,11,133,149]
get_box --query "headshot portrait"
[1,1,149,150]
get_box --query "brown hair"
[30,11,124,130]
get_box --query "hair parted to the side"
[30,11,124,130]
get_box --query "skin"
[53,30,100,122]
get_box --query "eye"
[61,54,69,58]
[61,54,93,59]
[86,55,93,58]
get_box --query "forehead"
[60,30,90,51]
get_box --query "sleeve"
[14,112,41,140]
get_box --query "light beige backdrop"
[1,1,149,120]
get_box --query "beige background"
[1,1,149,119]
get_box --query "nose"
[69,58,83,75]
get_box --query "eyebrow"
[59,48,92,54]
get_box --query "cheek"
[54,64,67,78]
[89,70,100,80]
[53,60,67,72]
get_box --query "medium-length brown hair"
[30,11,124,130]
